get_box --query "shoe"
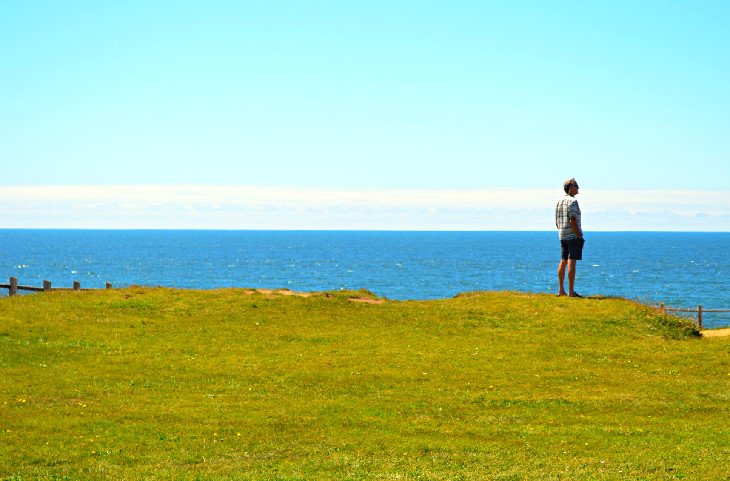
[568,292,583,298]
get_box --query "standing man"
[556,178,584,297]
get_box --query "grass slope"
[1,288,728,480]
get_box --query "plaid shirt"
[555,195,581,240]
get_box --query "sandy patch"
[349,297,386,304]
[240,288,384,302]
[243,289,313,298]
[701,328,730,338]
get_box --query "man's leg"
[557,259,568,296]
[567,259,577,296]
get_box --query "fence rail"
[1,277,112,296]
[659,303,730,329]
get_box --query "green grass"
[1,288,728,480]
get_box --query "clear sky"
[1,1,728,229]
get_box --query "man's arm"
[569,217,583,238]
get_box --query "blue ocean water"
[1,230,729,328]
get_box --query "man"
[555,178,584,297]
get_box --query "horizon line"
[1,228,729,233]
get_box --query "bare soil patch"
[701,328,730,338]
[242,289,313,298]
[348,297,386,304]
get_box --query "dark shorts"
[561,237,584,260]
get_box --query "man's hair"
[563,178,577,194]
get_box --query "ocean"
[2,230,729,328]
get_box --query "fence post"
[9,277,18,296]
[43,280,52,291]
[73,281,81,291]
[698,305,703,329]
[105,282,113,289]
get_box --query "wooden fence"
[1,277,112,296]
[658,303,730,329]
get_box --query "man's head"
[563,178,579,195]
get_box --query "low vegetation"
[1,288,728,480]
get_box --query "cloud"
[0,185,728,231]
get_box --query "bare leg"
[567,259,577,296]
[557,259,568,296]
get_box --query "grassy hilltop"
[1,288,728,481]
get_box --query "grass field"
[1,288,729,480]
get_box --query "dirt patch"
[349,297,386,304]
[701,328,730,338]
[243,289,312,298]
[275,290,313,297]
[241,289,381,302]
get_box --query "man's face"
[570,184,579,196]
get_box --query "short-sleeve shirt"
[556,195,581,240]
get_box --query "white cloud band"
[1,185,728,231]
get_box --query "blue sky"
[1,1,728,229]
